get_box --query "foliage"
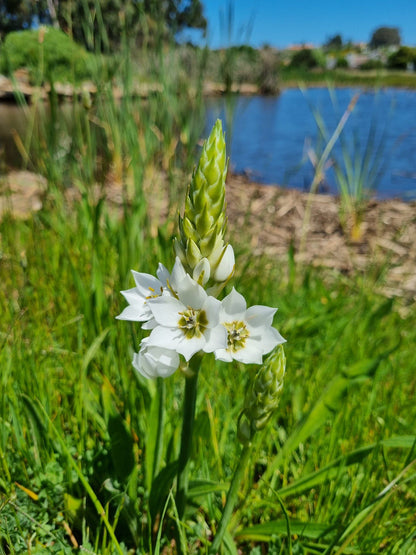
[388,46,416,70]
[369,26,401,49]
[336,56,348,68]
[0,27,93,83]
[359,59,384,71]
[324,33,343,51]
[0,0,49,39]
[289,48,321,70]
[257,47,280,95]
[0,0,206,50]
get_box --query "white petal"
[234,340,264,364]
[176,335,206,361]
[213,244,235,282]
[148,296,186,327]
[142,317,157,330]
[132,271,163,298]
[202,296,222,328]
[204,324,228,352]
[214,348,233,362]
[176,274,206,309]
[116,304,149,321]
[259,327,286,353]
[147,325,183,349]
[156,263,170,286]
[246,305,277,328]
[132,346,179,379]
[220,288,246,322]
[193,257,210,286]
[170,257,187,291]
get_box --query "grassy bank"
[1,175,415,553]
[280,67,416,90]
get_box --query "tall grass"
[0,20,415,555]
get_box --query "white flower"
[214,288,285,364]
[133,339,179,379]
[116,258,187,328]
[146,273,227,361]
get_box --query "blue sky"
[180,0,416,48]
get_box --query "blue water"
[206,88,416,200]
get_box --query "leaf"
[264,350,398,482]
[82,327,110,373]
[101,380,135,483]
[236,520,335,541]
[149,461,179,524]
[188,479,229,499]
[279,437,415,498]
[222,530,239,555]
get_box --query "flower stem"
[153,377,166,480]
[175,354,201,519]
[209,443,252,554]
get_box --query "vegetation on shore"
[2,27,416,95]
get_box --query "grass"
[0,34,415,554]
[280,67,416,89]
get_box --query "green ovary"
[178,308,208,339]
[225,321,250,352]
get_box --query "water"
[206,88,416,200]
[1,88,416,200]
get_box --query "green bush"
[388,46,416,70]
[0,27,93,83]
[359,59,384,71]
[289,48,321,70]
[336,56,348,69]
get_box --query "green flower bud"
[174,120,233,288]
[237,345,286,445]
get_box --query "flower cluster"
[116,252,285,379]
[117,119,285,380]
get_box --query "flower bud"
[174,120,231,288]
[237,345,286,445]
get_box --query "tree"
[289,48,320,70]
[0,0,207,49]
[324,34,343,51]
[388,46,416,70]
[0,0,49,39]
[369,26,401,49]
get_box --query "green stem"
[175,355,201,519]
[209,444,252,554]
[153,377,166,480]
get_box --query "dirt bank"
[1,170,415,300]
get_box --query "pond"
[206,88,416,200]
[1,87,416,200]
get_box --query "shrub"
[359,59,384,71]
[388,46,416,70]
[289,48,320,70]
[0,27,93,83]
[336,57,348,69]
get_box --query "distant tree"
[289,48,320,70]
[369,26,401,49]
[0,0,207,49]
[0,0,49,39]
[387,46,416,70]
[324,34,343,50]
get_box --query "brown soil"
[1,170,415,300]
